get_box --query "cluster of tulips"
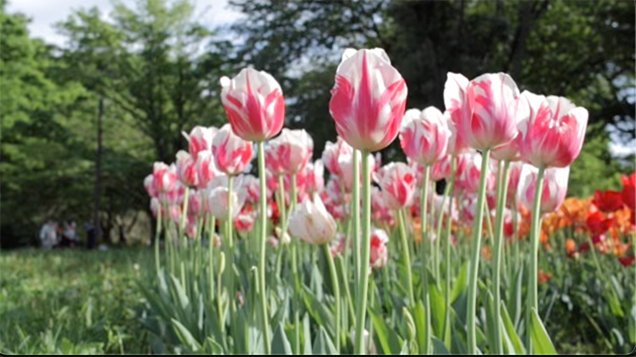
[143,47,593,354]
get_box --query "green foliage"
[0,248,153,354]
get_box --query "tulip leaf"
[501,301,526,355]
[432,337,450,354]
[429,283,445,337]
[450,262,468,303]
[272,323,293,355]
[171,318,201,352]
[530,308,557,355]
[312,326,337,355]
[369,308,402,354]
[412,301,429,354]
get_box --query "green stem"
[419,165,432,354]
[208,214,216,306]
[466,149,491,354]
[257,141,271,354]
[354,149,372,354]
[290,174,300,354]
[352,150,361,291]
[324,244,341,352]
[226,175,236,317]
[398,209,415,304]
[442,156,457,349]
[154,207,162,275]
[492,160,511,354]
[180,186,190,233]
[526,166,545,354]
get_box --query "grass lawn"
[0,247,153,354]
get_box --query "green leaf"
[429,283,445,337]
[500,302,526,354]
[303,313,313,355]
[530,309,557,355]
[412,301,430,354]
[312,326,337,355]
[450,262,468,303]
[369,308,402,354]
[272,323,293,355]
[432,337,450,354]
[170,318,201,352]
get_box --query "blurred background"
[1,0,634,248]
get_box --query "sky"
[6,0,244,47]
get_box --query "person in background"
[85,221,96,249]
[39,220,58,249]
[63,220,79,247]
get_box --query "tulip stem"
[442,156,457,349]
[181,186,190,234]
[352,149,361,292]
[257,141,271,354]
[419,165,432,353]
[466,149,491,354]
[354,149,372,355]
[290,174,301,354]
[208,214,216,306]
[154,207,162,275]
[527,166,545,354]
[398,209,415,304]
[492,160,511,354]
[324,243,341,352]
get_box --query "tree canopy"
[1,0,634,247]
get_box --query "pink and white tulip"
[288,194,337,245]
[399,106,451,165]
[211,124,254,176]
[322,137,354,176]
[195,150,221,189]
[517,165,570,214]
[206,175,247,221]
[152,162,178,194]
[464,73,521,150]
[220,68,285,142]
[444,73,471,154]
[329,48,408,152]
[518,91,588,168]
[183,126,216,159]
[377,162,418,210]
[369,228,389,269]
[176,150,198,187]
[267,128,313,174]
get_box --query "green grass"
[0,247,153,354]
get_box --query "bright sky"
[6,0,244,47]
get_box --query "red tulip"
[329,48,408,152]
[211,124,254,176]
[399,106,451,165]
[586,211,614,237]
[621,172,636,211]
[592,190,624,212]
[518,91,588,168]
[619,255,635,267]
[220,68,285,142]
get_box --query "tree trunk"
[94,97,104,245]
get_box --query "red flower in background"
[586,211,614,237]
[592,190,624,212]
[619,255,635,267]
[621,172,636,211]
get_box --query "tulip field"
[129,48,636,355]
[3,0,635,355]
